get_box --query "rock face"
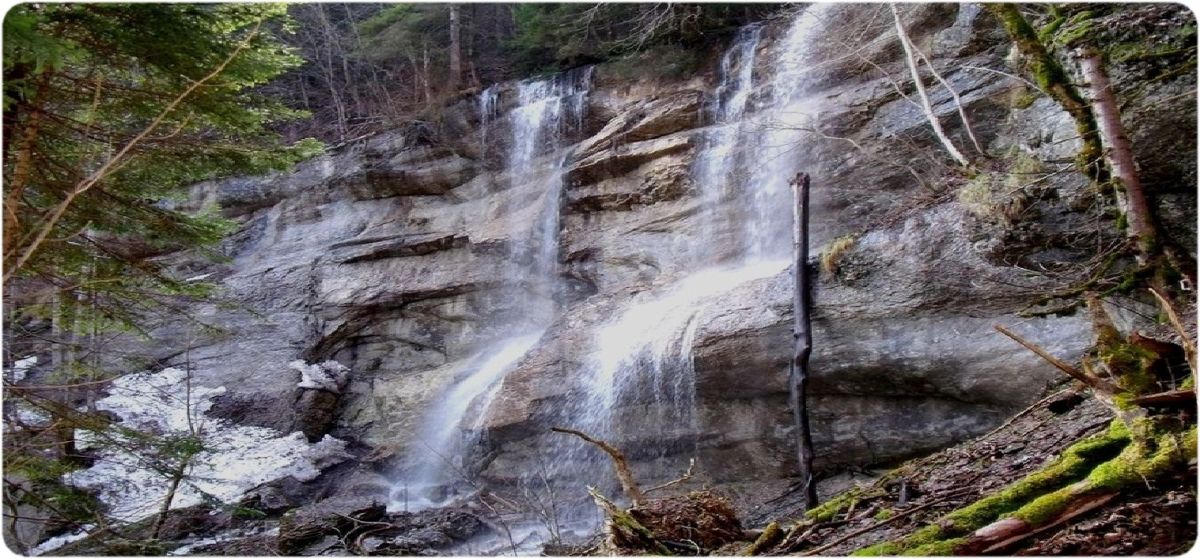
[133,2,1193,516]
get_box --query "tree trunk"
[1077,47,1158,258]
[152,466,186,539]
[789,172,818,511]
[985,4,1105,183]
[892,4,970,168]
[3,72,50,258]
[422,41,433,106]
[449,6,463,91]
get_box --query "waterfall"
[743,4,834,259]
[553,7,834,500]
[695,23,765,261]
[478,83,499,160]
[577,260,789,439]
[390,333,543,512]
[390,68,592,513]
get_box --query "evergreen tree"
[3,3,321,328]
[2,5,321,544]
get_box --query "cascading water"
[389,68,592,513]
[552,6,834,503]
[390,333,543,512]
[744,4,835,259]
[695,22,764,257]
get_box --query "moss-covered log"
[850,420,1132,556]
[742,521,783,555]
[851,421,1196,556]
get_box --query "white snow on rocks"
[290,359,350,393]
[28,524,95,556]
[5,355,38,383]
[64,367,351,522]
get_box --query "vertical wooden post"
[790,172,818,510]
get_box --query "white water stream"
[390,68,593,512]
[545,5,836,507]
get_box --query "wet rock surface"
[84,2,1196,545]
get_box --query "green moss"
[904,525,948,546]
[851,541,902,556]
[903,538,968,556]
[1037,8,1067,43]
[849,421,1131,555]
[1013,89,1040,109]
[1012,486,1075,525]
[1088,429,1193,490]
[943,422,1127,530]
[1115,212,1129,231]
[1100,343,1158,393]
[805,489,863,522]
[874,508,895,521]
[1053,11,1096,48]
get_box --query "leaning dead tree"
[550,427,646,505]
[551,427,743,555]
[890,4,971,168]
[789,172,818,511]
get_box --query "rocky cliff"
[97,2,1195,529]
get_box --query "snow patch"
[65,367,351,522]
[29,525,94,556]
[289,359,349,393]
[5,355,37,383]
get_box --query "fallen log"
[589,487,673,555]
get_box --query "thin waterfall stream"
[389,68,593,513]
[545,5,836,509]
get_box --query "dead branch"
[912,46,985,155]
[798,488,972,555]
[551,427,646,505]
[1149,287,1196,373]
[1131,388,1195,408]
[890,4,970,168]
[644,458,696,495]
[994,324,1123,394]
[978,387,1083,443]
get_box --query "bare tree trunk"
[789,172,818,511]
[891,4,970,168]
[1077,47,1158,258]
[152,468,184,539]
[313,5,348,140]
[449,6,463,91]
